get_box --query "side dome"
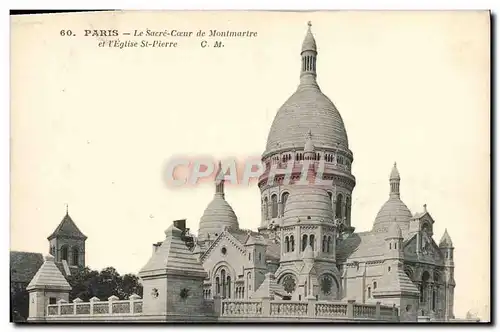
[283,188,333,223]
[373,163,412,231]
[374,198,412,225]
[198,195,239,241]
[197,163,239,242]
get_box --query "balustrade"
[270,301,308,316]
[315,302,347,317]
[46,294,143,317]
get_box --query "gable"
[200,232,248,278]
[200,231,246,263]
[403,232,444,264]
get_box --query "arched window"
[389,243,392,249]
[61,246,69,261]
[432,287,436,310]
[263,197,269,219]
[271,195,278,218]
[373,281,377,290]
[285,236,290,252]
[368,287,371,298]
[227,276,231,299]
[221,269,226,298]
[327,236,332,253]
[216,277,220,294]
[281,192,289,214]
[346,196,351,223]
[335,194,343,218]
[421,271,430,303]
[72,247,79,266]
[322,236,327,252]
[249,252,251,261]
[290,236,295,252]
[302,234,308,251]
[309,234,315,251]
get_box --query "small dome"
[374,197,412,227]
[439,229,453,248]
[198,194,239,241]
[283,188,333,223]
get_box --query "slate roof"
[47,213,87,240]
[336,231,388,261]
[26,255,71,291]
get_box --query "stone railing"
[220,298,398,322]
[46,294,143,317]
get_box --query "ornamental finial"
[307,21,312,28]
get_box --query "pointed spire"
[300,21,318,87]
[215,161,225,198]
[389,162,401,198]
[439,229,453,248]
[65,203,69,215]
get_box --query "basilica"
[188,23,456,321]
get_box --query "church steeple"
[389,162,401,198]
[300,21,319,87]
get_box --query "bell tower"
[47,205,87,268]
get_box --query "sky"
[10,11,490,320]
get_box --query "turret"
[389,162,401,198]
[385,221,403,260]
[439,229,454,265]
[439,229,455,321]
[244,235,267,299]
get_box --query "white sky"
[10,11,490,320]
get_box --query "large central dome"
[265,88,349,154]
[264,23,349,156]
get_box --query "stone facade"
[25,22,456,324]
[194,23,455,322]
